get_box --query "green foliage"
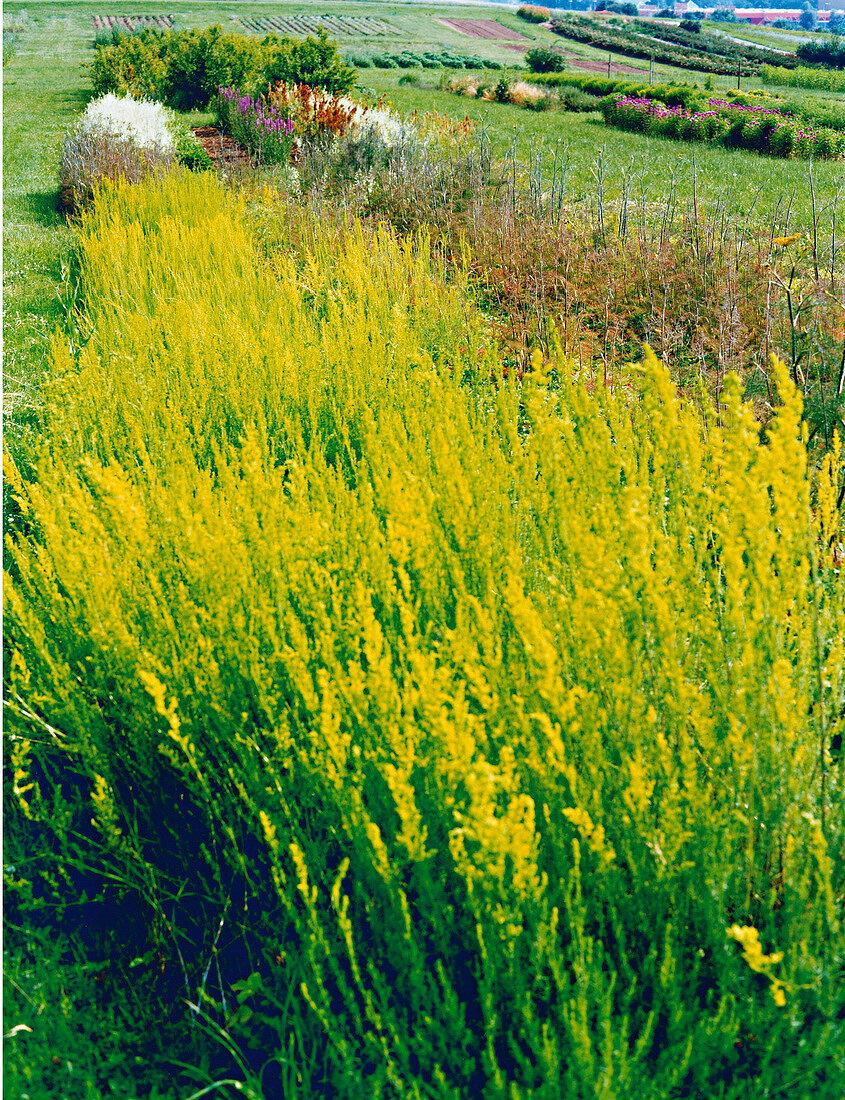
[762,61,845,92]
[3,925,233,1098]
[556,83,600,111]
[265,27,357,94]
[168,114,213,171]
[5,168,845,1099]
[532,71,707,109]
[90,25,355,110]
[525,46,566,73]
[596,0,639,13]
[796,33,845,68]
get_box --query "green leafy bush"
[525,46,566,73]
[532,72,707,110]
[90,25,355,110]
[557,83,600,110]
[265,27,357,94]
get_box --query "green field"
[4,4,845,1098]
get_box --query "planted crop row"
[91,15,173,31]
[531,71,707,107]
[532,71,845,133]
[603,93,845,159]
[236,15,399,38]
[360,50,502,71]
[762,62,845,92]
[550,15,783,75]
[639,19,797,67]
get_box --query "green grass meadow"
[3,5,845,1099]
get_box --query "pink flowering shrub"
[602,94,845,160]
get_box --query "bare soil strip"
[435,19,529,41]
[192,126,254,173]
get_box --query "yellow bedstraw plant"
[5,170,844,1097]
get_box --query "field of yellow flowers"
[4,166,843,1097]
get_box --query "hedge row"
[91,24,356,110]
[530,71,708,109]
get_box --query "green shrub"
[525,46,566,73]
[795,28,845,60]
[557,84,599,111]
[90,25,355,110]
[265,28,357,95]
[495,74,512,102]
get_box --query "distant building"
[732,7,831,20]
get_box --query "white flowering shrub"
[80,93,176,152]
[60,94,210,211]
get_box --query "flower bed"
[602,93,845,159]
[215,83,407,169]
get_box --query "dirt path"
[192,126,254,172]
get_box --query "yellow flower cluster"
[726,925,787,1007]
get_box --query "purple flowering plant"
[215,85,295,166]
